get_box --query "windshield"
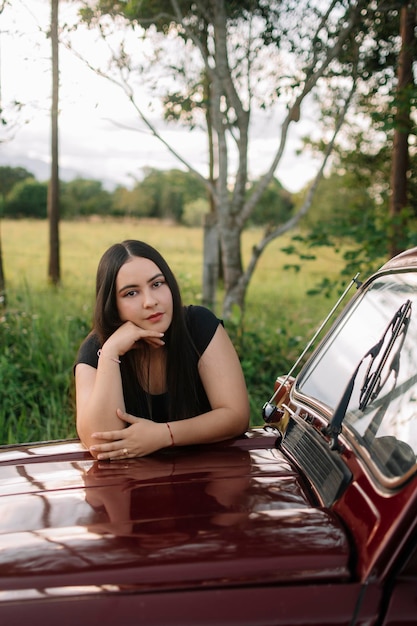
[296,271,417,479]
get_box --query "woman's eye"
[153,280,164,288]
[125,290,138,297]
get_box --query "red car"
[1,248,417,625]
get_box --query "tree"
[4,179,48,218]
[135,168,208,222]
[0,0,22,307]
[284,1,416,287]
[109,168,208,220]
[75,0,382,316]
[0,166,34,204]
[248,178,294,227]
[183,197,209,227]
[389,2,416,258]
[47,0,60,285]
[111,184,153,218]
[0,169,41,252]
[60,178,113,217]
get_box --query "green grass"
[1,218,346,443]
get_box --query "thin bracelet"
[166,422,175,447]
[97,349,121,364]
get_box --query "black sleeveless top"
[75,305,221,423]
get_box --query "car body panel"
[0,583,384,626]
[0,435,350,598]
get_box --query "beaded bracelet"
[97,349,121,364]
[166,422,175,447]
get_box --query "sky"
[0,0,321,193]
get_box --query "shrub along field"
[1,218,346,444]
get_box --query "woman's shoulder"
[75,331,101,367]
[184,304,220,322]
[184,305,222,354]
[185,304,222,325]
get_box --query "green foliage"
[0,166,212,222]
[61,178,113,218]
[111,184,151,218]
[300,172,376,231]
[248,177,294,226]
[0,290,90,443]
[87,0,282,34]
[128,168,208,222]
[287,89,417,294]
[0,166,34,210]
[287,200,417,297]
[231,325,294,422]
[226,311,301,422]
[4,178,48,218]
[182,197,209,227]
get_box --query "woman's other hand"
[89,409,172,460]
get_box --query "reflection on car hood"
[0,431,350,596]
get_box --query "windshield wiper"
[325,299,412,451]
[359,299,411,411]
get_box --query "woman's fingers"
[89,415,165,460]
[105,322,164,356]
[91,428,125,441]
[101,449,130,461]
[90,412,138,458]
[90,442,131,461]
[116,408,141,425]
[143,335,165,348]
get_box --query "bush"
[0,293,90,443]
[182,198,210,227]
[4,179,48,218]
[226,316,299,426]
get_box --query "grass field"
[1,218,347,444]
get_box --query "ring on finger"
[122,448,128,456]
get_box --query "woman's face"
[115,256,173,333]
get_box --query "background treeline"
[2,147,417,290]
[0,165,293,226]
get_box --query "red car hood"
[0,430,350,597]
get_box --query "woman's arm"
[75,356,126,451]
[169,323,250,444]
[75,322,165,454]
[89,325,250,460]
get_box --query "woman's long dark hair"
[93,240,201,420]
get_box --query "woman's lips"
[147,312,164,323]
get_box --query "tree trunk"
[220,220,245,315]
[388,3,415,259]
[202,50,220,311]
[202,212,220,309]
[222,228,247,316]
[210,0,247,318]
[47,0,60,285]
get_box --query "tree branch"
[63,35,215,196]
[238,0,366,227]
[237,76,357,296]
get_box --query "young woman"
[75,240,250,460]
